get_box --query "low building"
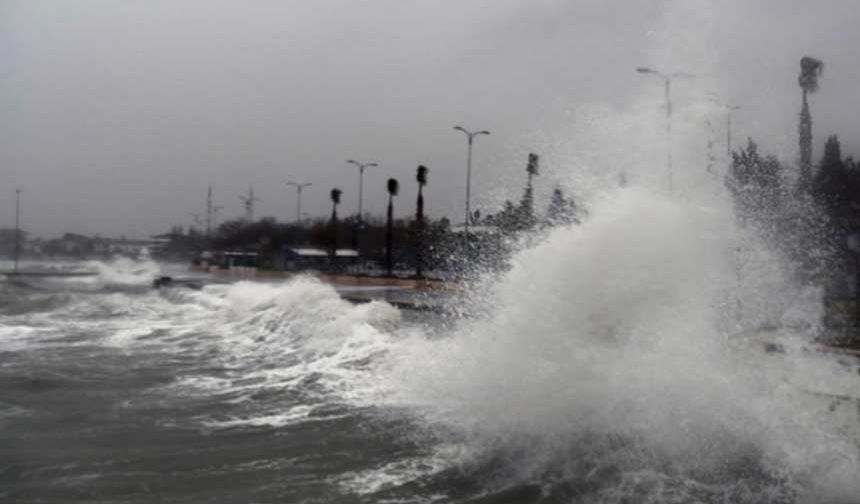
[220,251,260,269]
[280,247,358,271]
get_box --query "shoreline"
[183,265,460,313]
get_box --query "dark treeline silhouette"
[200,214,461,273]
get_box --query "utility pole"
[239,187,259,223]
[453,125,490,244]
[13,189,21,273]
[636,67,695,192]
[287,181,312,224]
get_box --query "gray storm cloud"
[1,0,859,237]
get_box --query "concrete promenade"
[187,265,460,312]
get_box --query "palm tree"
[386,178,399,276]
[329,188,342,257]
[798,56,823,191]
[415,165,428,278]
[518,153,539,229]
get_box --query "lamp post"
[346,160,377,222]
[287,181,312,224]
[636,67,695,192]
[707,94,741,160]
[453,126,490,242]
[13,189,21,273]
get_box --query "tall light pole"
[13,189,21,273]
[346,160,377,222]
[453,126,490,241]
[708,95,741,160]
[636,67,694,192]
[287,181,312,224]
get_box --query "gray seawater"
[3,188,860,504]
[0,263,437,503]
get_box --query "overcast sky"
[2,0,859,238]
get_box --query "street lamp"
[287,181,312,224]
[14,189,21,273]
[453,125,490,241]
[707,93,741,160]
[346,160,377,222]
[636,67,695,192]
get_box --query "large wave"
[368,188,860,503]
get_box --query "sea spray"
[84,256,162,287]
[375,187,860,502]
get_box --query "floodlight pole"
[453,126,490,242]
[636,67,694,193]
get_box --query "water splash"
[374,187,860,502]
[83,256,162,287]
